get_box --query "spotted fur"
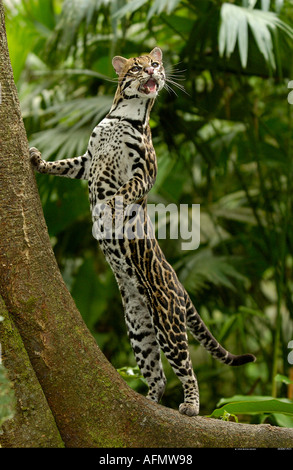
[30,47,255,416]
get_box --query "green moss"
[20,296,38,312]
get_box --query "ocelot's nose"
[145,66,154,75]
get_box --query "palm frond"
[30,127,89,160]
[212,190,267,226]
[47,0,112,57]
[219,2,293,70]
[177,249,247,294]
[43,96,112,128]
[114,0,182,21]
[113,0,149,19]
[146,0,182,20]
[4,0,56,83]
[29,95,112,159]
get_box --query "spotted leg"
[117,276,167,402]
[155,326,200,416]
[29,147,91,180]
[127,310,167,403]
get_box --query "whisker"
[162,62,188,96]
[164,82,178,97]
[166,75,186,81]
[104,77,119,84]
[165,72,186,79]
[165,67,186,73]
[165,77,189,96]
[165,60,185,69]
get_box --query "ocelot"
[30,47,255,416]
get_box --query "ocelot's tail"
[185,297,256,366]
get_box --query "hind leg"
[126,309,166,402]
[120,282,167,402]
[153,313,200,416]
[159,333,200,416]
[178,373,200,416]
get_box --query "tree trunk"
[0,294,64,447]
[0,0,292,448]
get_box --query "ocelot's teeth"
[140,78,157,94]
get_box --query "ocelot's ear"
[150,47,163,63]
[112,56,128,75]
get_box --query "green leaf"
[113,0,149,19]
[178,249,247,294]
[117,366,147,385]
[5,0,56,82]
[272,413,293,428]
[210,395,293,419]
[117,366,143,379]
[147,0,181,21]
[238,306,264,317]
[114,0,181,21]
[248,13,275,68]
[238,12,249,67]
[274,374,293,385]
[219,3,293,69]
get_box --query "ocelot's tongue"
[143,78,157,94]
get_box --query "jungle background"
[3,0,293,426]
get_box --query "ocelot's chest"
[88,119,156,208]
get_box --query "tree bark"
[0,294,64,447]
[0,0,292,448]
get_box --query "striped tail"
[185,299,256,366]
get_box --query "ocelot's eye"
[151,62,160,68]
[130,65,142,72]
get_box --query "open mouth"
[140,78,158,95]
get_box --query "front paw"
[179,402,199,417]
[29,147,43,170]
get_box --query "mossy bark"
[0,295,64,447]
[1,0,293,448]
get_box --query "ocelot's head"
[112,47,165,99]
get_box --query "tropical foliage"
[4,0,293,424]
